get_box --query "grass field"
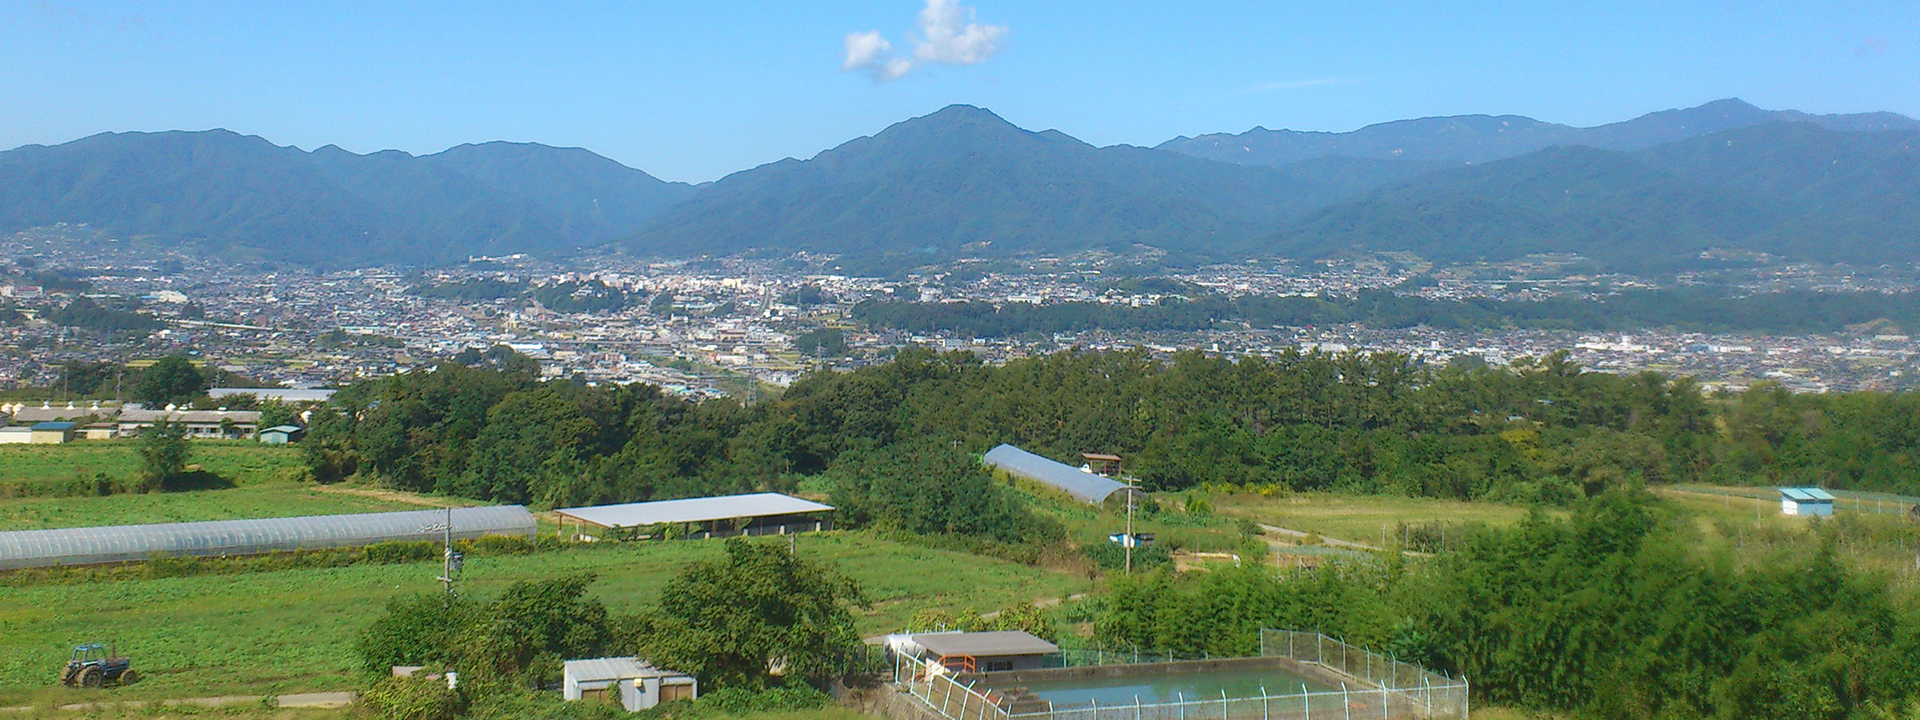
[0,442,462,531]
[0,532,1092,704]
[0,442,305,490]
[1209,492,1546,548]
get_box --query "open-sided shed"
[553,493,833,540]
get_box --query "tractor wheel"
[118,670,139,686]
[79,667,104,688]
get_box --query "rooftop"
[554,492,834,529]
[564,657,684,682]
[911,631,1059,658]
[1780,487,1836,502]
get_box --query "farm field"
[0,532,1092,704]
[1656,485,1920,589]
[0,442,466,531]
[0,442,305,490]
[1209,492,1544,548]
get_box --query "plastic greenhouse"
[984,444,1134,505]
[0,505,536,570]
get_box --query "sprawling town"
[5,224,1919,397]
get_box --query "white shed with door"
[562,657,696,712]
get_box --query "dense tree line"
[1094,489,1920,720]
[529,280,639,314]
[306,346,1920,511]
[47,296,163,332]
[854,288,1920,336]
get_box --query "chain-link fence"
[1260,630,1468,719]
[891,631,1467,720]
[895,651,1013,720]
[1669,484,1920,517]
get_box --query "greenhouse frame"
[0,505,536,570]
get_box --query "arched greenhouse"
[0,505,536,570]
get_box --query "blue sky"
[2,1,1915,183]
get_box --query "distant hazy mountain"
[1266,123,1920,270]
[1160,98,1920,167]
[4,99,1916,273]
[0,131,693,267]
[625,105,1440,269]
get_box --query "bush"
[358,675,459,720]
[1084,541,1170,571]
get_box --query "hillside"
[0,131,694,268]
[1263,123,1920,270]
[622,105,1438,270]
[1160,98,1920,167]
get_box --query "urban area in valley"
[6,224,1920,399]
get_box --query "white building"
[561,657,696,712]
[1780,487,1835,517]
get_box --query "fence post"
[1178,692,1185,720]
[1222,689,1229,720]
[1341,683,1350,720]
[1261,687,1269,720]
[1137,695,1143,720]
[1422,675,1432,718]
[1302,685,1310,720]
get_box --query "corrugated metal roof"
[554,493,833,529]
[912,631,1059,658]
[1781,487,1836,502]
[0,505,535,570]
[984,444,1128,505]
[564,657,682,681]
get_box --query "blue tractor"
[60,644,137,688]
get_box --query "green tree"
[134,355,208,407]
[138,419,190,492]
[632,539,867,688]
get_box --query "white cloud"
[841,0,1007,83]
[843,31,912,81]
[912,0,1007,65]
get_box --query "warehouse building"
[554,493,833,541]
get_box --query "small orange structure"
[1082,453,1122,477]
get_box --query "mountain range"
[1157,98,1920,166]
[1,98,1916,273]
[0,131,694,267]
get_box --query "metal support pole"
[1341,683,1350,720]
[1261,687,1269,720]
[1302,685,1311,720]
[1137,696,1143,720]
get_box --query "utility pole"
[437,507,462,603]
[1124,475,1136,574]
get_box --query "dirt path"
[309,484,468,508]
[1,691,354,713]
